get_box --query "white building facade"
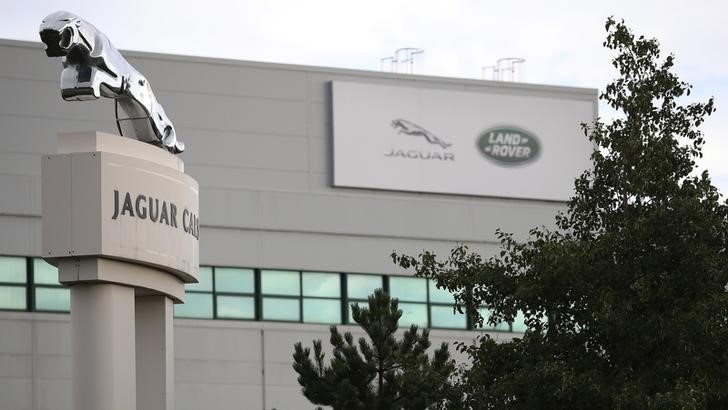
[0,39,596,410]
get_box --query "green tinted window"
[35,287,70,312]
[302,272,340,297]
[0,256,26,283]
[33,259,58,285]
[389,277,427,302]
[215,268,254,293]
[303,298,341,324]
[428,280,455,304]
[347,274,381,299]
[0,286,26,310]
[216,295,255,319]
[477,307,509,332]
[399,302,428,327]
[261,270,300,296]
[174,293,213,318]
[511,310,528,333]
[430,305,467,329]
[262,297,299,321]
[185,266,213,292]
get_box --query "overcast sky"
[4,0,728,194]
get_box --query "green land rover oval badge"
[478,127,540,165]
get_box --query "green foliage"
[293,289,460,409]
[393,17,728,409]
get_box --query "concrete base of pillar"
[136,295,175,410]
[71,283,136,410]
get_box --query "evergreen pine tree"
[293,289,460,409]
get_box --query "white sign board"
[42,132,199,283]
[332,81,596,201]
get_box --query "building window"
[174,266,213,318]
[302,272,341,324]
[389,276,428,327]
[428,280,467,329]
[32,258,69,312]
[511,311,528,333]
[0,256,27,310]
[215,267,255,320]
[2,255,529,334]
[346,274,383,324]
[261,270,300,322]
[477,307,511,332]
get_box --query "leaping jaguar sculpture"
[39,11,184,154]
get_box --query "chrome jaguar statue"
[39,11,184,154]
[391,119,451,149]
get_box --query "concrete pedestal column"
[44,133,198,410]
[136,295,175,410]
[71,283,136,410]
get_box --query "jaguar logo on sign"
[385,119,455,161]
[391,119,451,149]
[478,127,540,165]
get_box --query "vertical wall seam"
[31,317,37,410]
[256,193,263,266]
[306,72,313,191]
[260,328,266,410]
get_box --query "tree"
[393,18,728,408]
[292,289,461,409]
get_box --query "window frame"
[389,276,429,328]
[174,265,214,319]
[259,269,302,323]
[427,280,467,330]
[301,271,343,325]
[344,273,385,325]
[31,258,69,313]
[214,267,256,320]
[0,255,30,312]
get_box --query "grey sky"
[4,0,728,193]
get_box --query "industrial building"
[0,38,596,409]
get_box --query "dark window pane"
[0,256,26,283]
[302,272,340,297]
[262,297,300,321]
[215,268,254,293]
[216,295,255,319]
[430,305,466,329]
[346,274,381,299]
[303,298,341,324]
[33,259,58,285]
[35,287,70,312]
[511,311,528,333]
[0,286,26,310]
[399,302,428,327]
[261,270,300,296]
[428,280,455,304]
[477,307,509,332]
[185,266,213,292]
[389,276,427,302]
[174,293,213,318]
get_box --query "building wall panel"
[128,56,309,102]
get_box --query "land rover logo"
[478,127,540,165]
